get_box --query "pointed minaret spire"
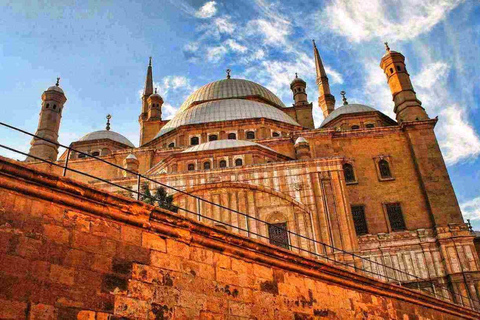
[144,57,154,97]
[313,40,335,118]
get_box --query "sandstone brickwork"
[1,157,480,319]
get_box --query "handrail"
[0,121,478,310]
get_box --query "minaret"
[380,43,428,122]
[139,57,155,145]
[290,73,308,106]
[313,40,335,118]
[26,78,67,162]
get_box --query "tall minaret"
[26,78,67,162]
[380,43,428,122]
[139,57,154,145]
[313,40,335,118]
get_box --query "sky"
[1,0,479,227]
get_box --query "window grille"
[187,163,195,171]
[190,137,199,146]
[268,222,289,249]
[203,162,211,170]
[246,131,255,139]
[343,163,356,183]
[228,133,236,140]
[272,132,280,137]
[351,205,368,235]
[168,142,175,148]
[235,158,243,166]
[378,159,392,178]
[386,203,406,231]
[219,160,227,168]
[209,135,218,141]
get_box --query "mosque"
[24,42,480,303]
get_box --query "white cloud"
[246,19,291,46]
[162,102,180,120]
[225,39,248,53]
[322,0,464,42]
[461,196,480,221]
[324,67,344,85]
[207,46,228,62]
[195,1,217,19]
[437,105,480,165]
[214,16,235,34]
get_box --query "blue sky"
[1,0,479,227]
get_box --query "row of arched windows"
[45,103,61,111]
[189,132,256,146]
[343,159,392,183]
[187,158,243,171]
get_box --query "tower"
[26,78,67,162]
[139,57,164,145]
[313,40,335,118]
[290,73,308,106]
[380,43,428,122]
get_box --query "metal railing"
[0,121,479,311]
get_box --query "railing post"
[62,149,71,177]
[136,175,141,201]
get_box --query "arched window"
[46,103,49,108]
[235,158,243,166]
[168,142,175,148]
[203,162,211,170]
[378,159,392,178]
[187,163,195,171]
[228,133,236,140]
[268,222,289,249]
[351,125,360,130]
[91,151,100,157]
[219,160,227,168]
[190,137,199,146]
[343,163,356,183]
[78,153,87,159]
[53,104,57,110]
[208,135,218,141]
[365,123,375,128]
[272,132,280,137]
[396,65,401,72]
[389,68,394,74]
[246,131,255,139]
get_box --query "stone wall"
[1,156,478,320]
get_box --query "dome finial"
[106,114,111,131]
[384,42,390,52]
[226,68,231,79]
[56,77,60,86]
[295,72,298,78]
[155,88,157,94]
[340,90,348,105]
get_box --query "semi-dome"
[320,104,379,127]
[182,139,276,153]
[295,137,308,144]
[179,78,286,112]
[78,130,135,147]
[155,99,301,138]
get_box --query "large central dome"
[179,78,287,112]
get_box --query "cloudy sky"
[1,0,479,227]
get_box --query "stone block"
[77,310,96,320]
[0,254,30,277]
[29,303,55,320]
[49,264,75,286]
[44,224,70,244]
[121,225,142,246]
[166,238,190,257]
[142,231,167,252]
[0,298,27,319]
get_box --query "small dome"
[295,137,308,145]
[46,85,64,94]
[126,153,137,160]
[78,130,135,147]
[320,104,379,127]
[290,77,306,88]
[182,140,276,153]
[149,93,163,100]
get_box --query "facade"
[25,42,480,305]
